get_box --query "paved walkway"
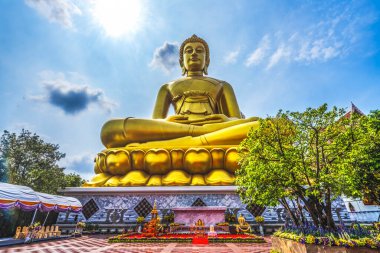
[0,235,272,253]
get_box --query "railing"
[170,225,229,234]
[348,211,380,222]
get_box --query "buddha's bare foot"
[246,116,259,121]
[126,142,142,147]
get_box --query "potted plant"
[75,221,86,236]
[136,216,145,233]
[163,212,174,224]
[26,222,41,242]
[255,216,265,236]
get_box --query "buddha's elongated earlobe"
[182,66,187,76]
[203,58,210,75]
[180,59,187,76]
[182,67,187,76]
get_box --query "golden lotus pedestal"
[84,145,240,187]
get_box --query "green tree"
[349,110,380,205]
[237,104,364,230]
[63,173,86,188]
[0,129,84,194]
[0,158,6,182]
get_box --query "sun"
[91,0,145,38]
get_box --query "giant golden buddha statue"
[84,35,259,187]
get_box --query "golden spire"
[151,199,158,215]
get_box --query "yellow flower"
[306,235,316,244]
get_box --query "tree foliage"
[349,110,380,205]
[0,158,6,182]
[236,104,370,230]
[0,129,85,194]
[63,173,85,188]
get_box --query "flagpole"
[30,208,38,226]
[42,211,51,226]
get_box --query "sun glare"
[91,0,145,38]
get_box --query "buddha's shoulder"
[168,76,225,87]
[166,77,188,87]
[202,76,226,85]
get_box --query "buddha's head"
[238,214,246,225]
[179,34,210,76]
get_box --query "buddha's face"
[183,42,206,72]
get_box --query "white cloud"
[224,49,240,64]
[245,35,270,67]
[62,153,94,172]
[29,71,116,115]
[267,45,291,69]
[149,42,179,73]
[245,2,377,69]
[60,153,95,180]
[25,0,81,29]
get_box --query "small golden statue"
[85,35,259,187]
[195,219,204,227]
[235,214,251,233]
[141,201,160,237]
[191,219,206,237]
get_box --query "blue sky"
[0,0,379,180]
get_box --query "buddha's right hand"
[166,115,189,123]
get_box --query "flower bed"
[108,233,265,243]
[208,234,265,243]
[272,237,379,253]
[273,231,379,252]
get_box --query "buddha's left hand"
[203,114,230,122]
[166,114,231,125]
[187,114,230,125]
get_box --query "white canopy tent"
[0,183,82,212]
[0,183,40,211]
[36,191,82,225]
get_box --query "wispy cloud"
[245,35,270,67]
[245,2,377,69]
[267,45,291,69]
[60,153,95,180]
[296,39,341,62]
[7,122,36,134]
[25,0,81,29]
[224,49,240,64]
[30,71,116,115]
[62,153,94,173]
[149,42,179,73]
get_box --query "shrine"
[172,206,226,226]
[58,35,350,242]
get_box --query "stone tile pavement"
[0,235,272,253]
